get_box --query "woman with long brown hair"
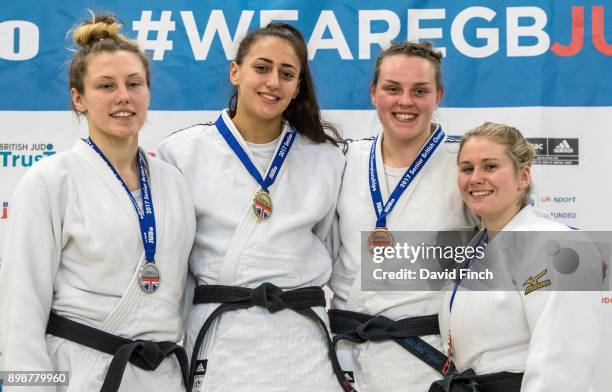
[159,23,348,391]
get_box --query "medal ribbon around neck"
[449,230,488,312]
[368,125,445,229]
[86,138,159,293]
[215,114,296,219]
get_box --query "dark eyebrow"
[94,73,144,80]
[381,79,400,85]
[412,82,432,87]
[255,57,297,71]
[380,80,432,87]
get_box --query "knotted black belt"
[46,312,189,392]
[428,368,523,392]
[329,309,450,375]
[190,283,357,392]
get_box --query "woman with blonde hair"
[430,122,602,391]
[0,14,195,391]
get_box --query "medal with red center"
[139,263,161,293]
[253,189,273,221]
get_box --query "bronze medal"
[441,331,454,375]
[252,189,272,221]
[367,227,394,251]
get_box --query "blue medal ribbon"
[86,138,156,263]
[368,126,445,229]
[449,231,488,312]
[215,113,296,193]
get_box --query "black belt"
[429,368,523,392]
[46,312,189,392]
[329,309,451,375]
[189,283,357,392]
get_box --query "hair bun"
[72,14,126,48]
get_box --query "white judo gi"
[0,139,196,392]
[158,109,345,392]
[329,131,478,392]
[437,205,602,392]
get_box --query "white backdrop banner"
[0,1,611,389]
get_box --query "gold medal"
[252,189,272,221]
[367,227,394,251]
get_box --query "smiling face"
[71,50,150,144]
[458,136,531,231]
[371,55,443,146]
[230,36,301,129]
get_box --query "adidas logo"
[344,371,355,382]
[194,359,207,375]
[553,140,573,154]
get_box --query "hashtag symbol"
[133,10,175,60]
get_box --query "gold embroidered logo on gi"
[523,269,551,295]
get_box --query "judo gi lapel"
[346,128,444,310]
[347,134,387,310]
[216,110,292,284]
[74,140,164,322]
[73,139,142,234]
[73,141,164,327]
[383,126,444,231]
[70,249,150,387]
[375,130,392,208]
[69,142,162,385]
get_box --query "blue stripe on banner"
[0,0,610,110]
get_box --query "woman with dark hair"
[0,14,195,392]
[159,23,348,391]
